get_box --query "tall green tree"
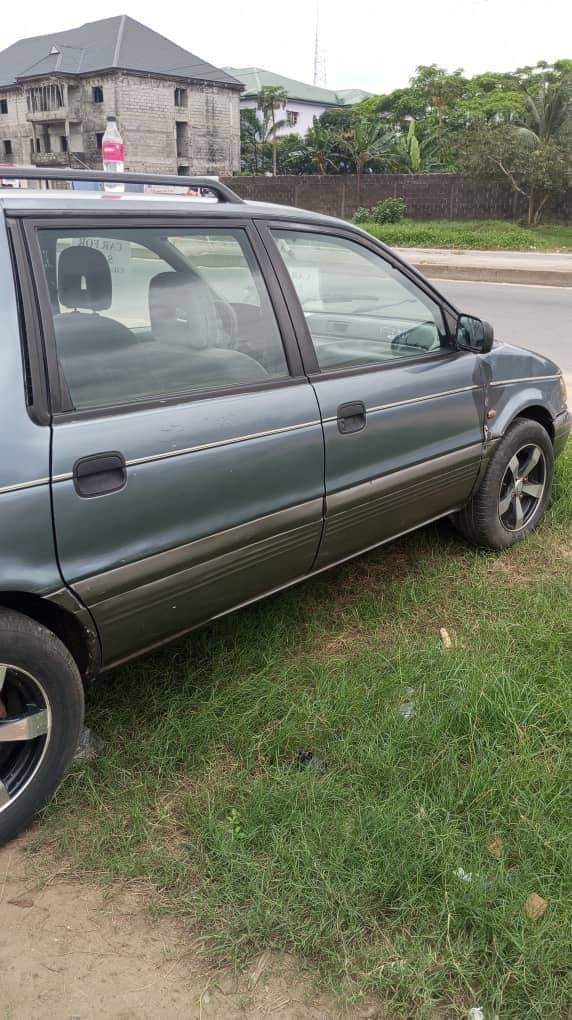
[257,85,288,176]
[461,124,571,225]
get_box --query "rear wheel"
[0,611,84,846]
[454,418,554,549]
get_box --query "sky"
[1,0,570,94]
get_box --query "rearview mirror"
[456,314,494,354]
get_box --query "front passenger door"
[268,226,485,567]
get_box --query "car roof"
[0,189,347,229]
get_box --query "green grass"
[38,445,572,1017]
[360,219,572,252]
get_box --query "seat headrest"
[58,245,112,311]
[149,271,216,349]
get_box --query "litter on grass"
[440,627,452,648]
[72,727,104,765]
[455,867,473,883]
[296,751,327,775]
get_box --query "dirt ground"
[0,838,379,1020]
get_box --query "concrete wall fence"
[222,173,571,223]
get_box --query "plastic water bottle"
[102,116,124,193]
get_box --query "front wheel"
[0,611,84,846]
[453,418,554,549]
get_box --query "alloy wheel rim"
[0,665,51,814]
[498,443,547,533]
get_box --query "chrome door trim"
[50,419,323,486]
[0,477,50,496]
[367,385,481,416]
[319,384,482,424]
[489,375,561,387]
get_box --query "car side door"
[21,216,325,668]
[261,223,486,567]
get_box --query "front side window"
[36,227,289,411]
[272,229,447,372]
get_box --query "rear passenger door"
[24,218,324,667]
[263,224,485,567]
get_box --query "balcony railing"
[26,105,81,123]
[31,151,86,168]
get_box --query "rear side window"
[272,229,447,372]
[35,227,289,410]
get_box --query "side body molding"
[74,499,323,667]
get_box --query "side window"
[272,229,448,372]
[36,227,289,410]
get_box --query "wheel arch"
[494,401,555,444]
[0,591,101,682]
[513,404,555,441]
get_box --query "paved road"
[439,280,572,382]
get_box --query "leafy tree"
[461,125,571,225]
[275,134,314,175]
[257,85,288,176]
[317,106,354,134]
[351,61,571,172]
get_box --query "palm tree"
[514,75,571,146]
[257,86,288,175]
[240,108,278,173]
[303,119,337,175]
[337,119,396,199]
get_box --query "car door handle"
[337,401,366,434]
[73,452,127,498]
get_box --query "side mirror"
[456,314,494,354]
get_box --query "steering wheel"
[390,322,438,354]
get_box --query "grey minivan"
[0,169,569,844]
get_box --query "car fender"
[487,379,562,441]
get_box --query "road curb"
[409,262,572,288]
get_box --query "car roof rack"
[0,167,244,203]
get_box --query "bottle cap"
[106,115,117,122]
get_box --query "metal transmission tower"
[312,2,327,87]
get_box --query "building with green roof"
[225,67,370,137]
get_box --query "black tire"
[0,610,84,846]
[454,418,554,549]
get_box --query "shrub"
[371,197,406,224]
[352,206,372,224]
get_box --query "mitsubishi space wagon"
[0,168,569,844]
